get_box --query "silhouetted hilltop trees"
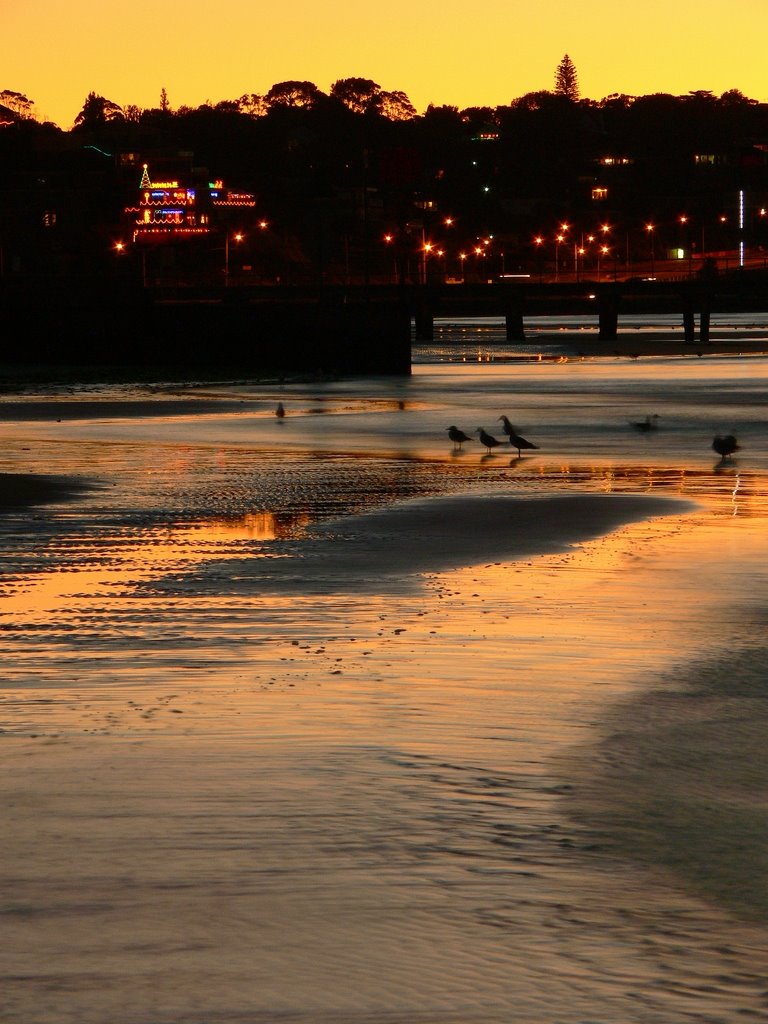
[2,78,767,285]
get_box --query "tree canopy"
[73,92,124,129]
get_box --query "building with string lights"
[125,163,256,244]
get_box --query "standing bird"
[630,414,660,431]
[476,427,502,453]
[498,414,515,438]
[713,435,740,459]
[447,425,472,450]
[504,424,539,457]
[276,402,286,418]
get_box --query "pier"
[2,271,767,376]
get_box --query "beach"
[1,348,768,1023]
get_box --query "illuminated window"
[42,211,57,227]
[591,187,608,201]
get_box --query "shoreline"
[1,331,768,391]
[560,335,768,357]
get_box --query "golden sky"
[4,0,767,128]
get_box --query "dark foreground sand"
[0,471,93,509]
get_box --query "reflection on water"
[0,511,314,623]
[185,510,313,541]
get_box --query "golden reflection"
[0,512,313,621]
[189,511,312,541]
[490,461,767,517]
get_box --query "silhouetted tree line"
[2,72,768,285]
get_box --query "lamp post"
[646,223,655,278]
[576,246,585,283]
[533,236,544,283]
[555,233,565,281]
[597,244,610,282]
[383,233,398,284]
[679,215,692,277]
[422,241,433,285]
[225,232,243,286]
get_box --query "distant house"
[124,163,256,243]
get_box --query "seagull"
[476,427,501,452]
[498,415,515,438]
[630,414,660,431]
[504,424,539,457]
[276,402,286,418]
[713,434,740,459]
[447,425,472,450]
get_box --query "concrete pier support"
[700,307,711,344]
[414,297,434,341]
[683,302,696,343]
[598,286,619,341]
[682,285,714,344]
[503,288,526,341]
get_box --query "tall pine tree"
[554,54,579,101]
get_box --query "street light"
[422,241,433,285]
[679,215,692,276]
[645,223,655,278]
[383,233,398,283]
[533,236,544,282]
[555,233,565,281]
[598,244,610,282]
[224,232,244,285]
[576,245,585,282]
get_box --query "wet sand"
[0,471,95,508]
[1,367,768,1023]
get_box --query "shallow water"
[1,352,768,1023]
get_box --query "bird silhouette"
[476,427,501,452]
[713,434,740,459]
[447,425,472,450]
[498,415,515,438]
[630,414,660,431]
[276,402,286,418]
[504,424,539,457]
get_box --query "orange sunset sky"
[3,0,767,128]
